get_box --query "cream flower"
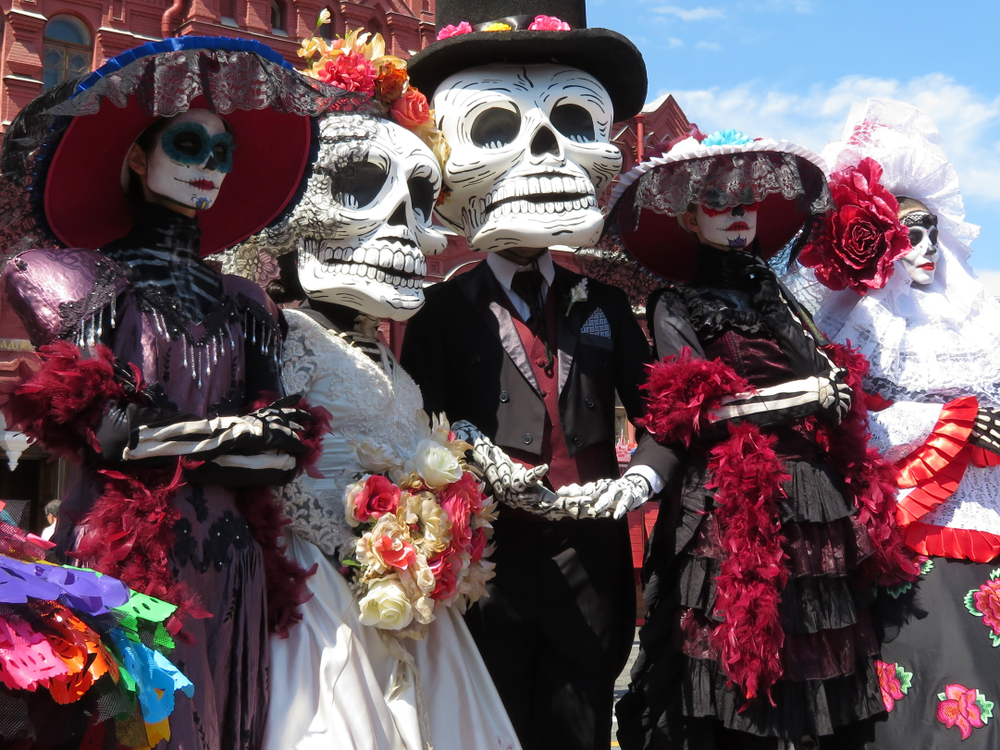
[344,476,371,528]
[353,439,400,474]
[411,439,462,488]
[357,577,414,630]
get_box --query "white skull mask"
[432,64,623,252]
[898,211,939,286]
[289,115,447,321]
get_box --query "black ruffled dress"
[616,247,886,749]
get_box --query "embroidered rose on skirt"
[964,567,1000,647]
[875,660,912,712]
[937,684,994,740]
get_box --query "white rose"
[357,577,414,631]
[412,439,462,488]
[353,439,400,474]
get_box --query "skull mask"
[432,64,623,252]
[263,114,447,321]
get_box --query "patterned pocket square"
[580,309,611,338]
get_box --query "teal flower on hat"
[702,129,753,147]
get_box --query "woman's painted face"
[145,109,234,211]
[693,203,758,250]
[898,212,939,286]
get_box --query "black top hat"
[407,0,647,121]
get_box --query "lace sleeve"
[869,401,946,463]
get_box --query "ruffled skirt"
[617,459,886,748]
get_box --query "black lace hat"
[406,0,647,121]
[1,37,369,256]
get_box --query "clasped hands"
[451,421,652,520]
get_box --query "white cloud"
[974,269,1000,297]
[695,40,721,50]
[668,37,685,48]
[654,5,725,21]
[660,74,1000,207]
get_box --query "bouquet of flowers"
[343,415,496,639]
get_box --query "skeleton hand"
[505,474,653,520]
[123,394,313,461]
[817,368,853,425]
[972,407,1000,456]
[451,420,549,499]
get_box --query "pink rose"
[317,51,376,96]
[391,88,431,130]
[469,528,487,565]
[799,157,910,294]
[353,475,401,523]
[937,684,987,740]
[436,21,474,40]
[439,474,480,552]
[428,552,461,601]
[528,15,571,31]
[374,534,417,570]
[972,579,1000,636]
[875,660,904,712]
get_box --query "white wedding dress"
[264,307,520,750]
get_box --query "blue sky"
[588,1,1000,288]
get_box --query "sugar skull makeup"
[145,109,233,212]
[899,211,939,286]
[694,203,758,249]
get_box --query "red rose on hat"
[799,157,910,294]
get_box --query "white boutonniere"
[565,279,588,317]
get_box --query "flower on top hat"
[298,15,449,169]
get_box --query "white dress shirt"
[486,250,556,323]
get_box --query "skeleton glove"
[817,368,853,425]
[450,420,549,500]
[971,407,1000,456]
[122,394,313,462]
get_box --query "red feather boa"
[705,422,789,700]
[641,345,915,700]
[2,341,327,637]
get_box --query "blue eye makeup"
[160,122,235,173]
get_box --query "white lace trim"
[868,401,942,464]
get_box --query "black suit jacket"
[400,260,678,483]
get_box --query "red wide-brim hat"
[602,135,832,282]
[17,37,362,256]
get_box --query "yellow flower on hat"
[482,22,512,31]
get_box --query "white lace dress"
[264,308,520,750]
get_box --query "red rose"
[353,475,401,523]
[391,88,430,130]
[436,21,473,40]
[374,534,417,570]
[317,51,376,96]
[798,157,910,294]
[528,15,572,31]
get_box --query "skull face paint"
[292,115,447,321]
[898,212,939,286]
[694,204,758,250]
[145,109,232,211]
[432,64,623,252]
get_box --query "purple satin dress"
[3,204,285,750]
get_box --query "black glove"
[972,407,1000,456]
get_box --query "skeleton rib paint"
[293,115,448,321]
[432,64,623,252]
